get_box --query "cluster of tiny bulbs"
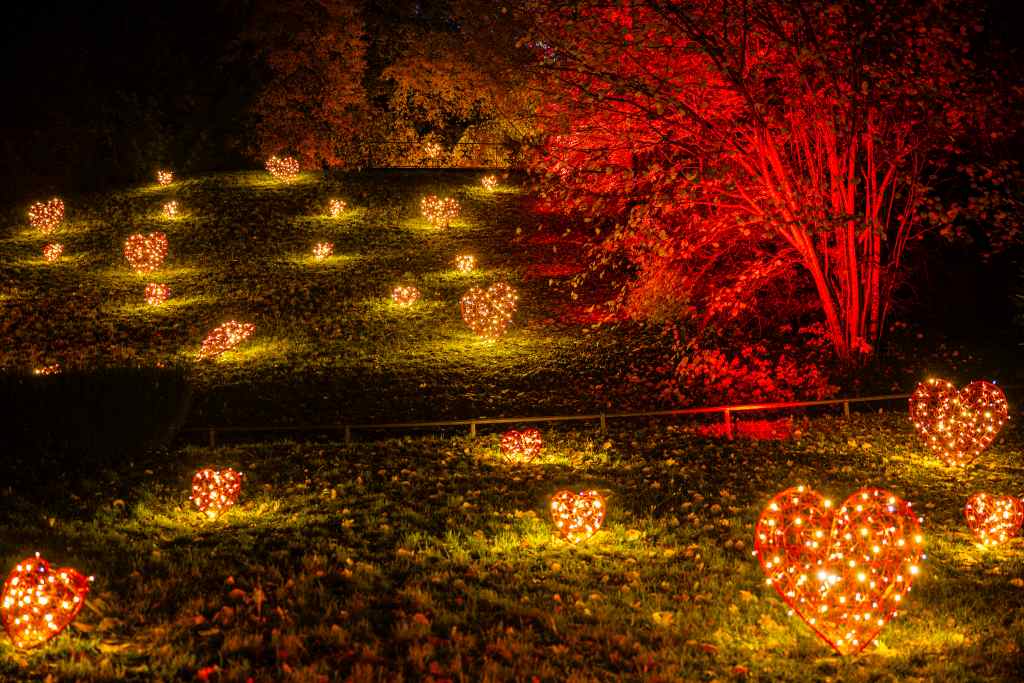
[28,198,64,234]
[123,232,169,274]
[423,141,442,158]
[964,493,1024,546]
[391,285,421,307]
[500,428,543,464]
[190,468,244,518]
[156,170,174,186]
[42,244,63,263]
[454,254,476,272]
[144,283,170,306]
[198,321,256,360]
[420,195,460,228]
[481,175,498,191]
[909,378,1008,467]
[32,363,61,376]
[550,490,607,544]
[313,242,334,261]
[328,198,346,217]
[163,201,179,219]
[265,155,300,180]
[460,282,518,338]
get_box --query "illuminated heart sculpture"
[500,428,543,464]
[198,320,255,360]
[909,379,1008,467]
[191,468,243,517]
[124,232,168,274]
[1,553,91,649]
[964,493,1024,546]
[754,486,924,655]
[550,490,606,543]
[28,198,64,234]
[460,283,517,338]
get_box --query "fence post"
[600,413,607,433]
[723,410,734,440]
[470,421,477,438]
[843,401,850,418]
[208,428,216,448]
[344,425,351,445]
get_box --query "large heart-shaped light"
[124,232,168,274]
[1,554,91,649]
[909,379,1008,467]
[754,486,924,655]
[191,468,243,518]
[460,283,517,338]
[500,428,543,464]
[964,492,1023,546]
[550,490,606,543]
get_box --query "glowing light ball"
[1,553,91,649]
[420,195,460,228]
[460,282,517,338]
[313,242,334,261]
[964,493,1023,546]
[156,170,174,186]
[124,232,168,274]
[190,468,243,518]
[391,285,421,307]
[328,199,347,217]
[500,428,543,464]
[265,155,300,180]
[198,321,255,360]
[28,198,64,234]
[909,378,1008,467]
[423,141,442,158]
[144,283,170,306]
[481,175,498,191]
[454,254,476,272]
[550,490,606,543]
[33,364,61,376]
[42,243,63,263]
[754,486,924,656]
[163,201,179,218]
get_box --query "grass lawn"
[1,414,1022,681]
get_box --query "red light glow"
[964,493,1023,546]
[500,428,543,464]
[1,553,91,649]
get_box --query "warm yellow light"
[454,254,476,272]
[42,243,63,263]
[391,285,421,307]
[144,283,170,306]
[0,553,91,649]
[28,198,64,234]
[265,155,300,180]
[327,198,347,217]
[550,490,606,543]
[481,175,498,191]
[190,468,243,518]
[124,232,168,274]
[313,242,334,261]
[460,283,518,338]
[420,195,460,228]
[156,170,174,186]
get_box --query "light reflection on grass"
[113,295,214,316]
[280,252,361,268]
[97,265,206,283]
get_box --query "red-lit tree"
[527,0,1015,360]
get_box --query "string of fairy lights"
[9,166,1018,658]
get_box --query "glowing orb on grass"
[420,195,460,228]
[964,492,1023,546]
[156,170,174,186]
[460,283,517,338]
[909,378,1008,467]
[124,232,168,274]
[265,155,300,180]
[190,468,243,518]
[550,490,606,543]
[500,428,543,464]
[144,283,170,306]
[391,285,421,307]
[313,242,334,261]
[28,198,64,234]
[481,175,498,191]
[33,364,61,376]
[754,485,924,656]
[198,321,255,360]
[163,201,179,218]
[454,254,476,272]
[328,199,347,217]
[1,553,91,649]
[42,244,63,263]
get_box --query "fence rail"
[183,392,925,447]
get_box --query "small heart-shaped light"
[460,283,517,338]
[313,242,334,261]
[156,170,174,186]
[124,232,169,274]
[163,201,179,219]
[392,285,421,307]
[420,195,460,228]
[327,199,346,217]
[28,198,64,234]
[550,490,606,543]
[198,321,255,360]
[454,254,476,272]
[500,428,543,464]
[909,378,1008,466]
[1,553,91,649]
[481,175,498,191]
[755,486,924,655]
[144,283,170,306]
[191,468,243,518]
[42,244,63,263]
[964,493,1024,546]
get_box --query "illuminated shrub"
[460,282,518,338]
[328,199,347,217]
[1,553,91,649]
[191,468,243,518]
[420,195,460,228]
[28,198,64,234]
[32,364,61,376]
[124,232,168,274]
[163,201,179,218]
[265,155,300,180]
[42,244,63,263]
[198,321,255,360]
[755,486,924,655]
[144,283,170,306]
[391,285,421,307]
[964,492,1023,546]
[156,170,174,186]
[909,378,1008,467]
[500,428,543,464]
[550,490,606,543]
[313,242,334,261]
[481,175,498,190]
[454,254,476,272]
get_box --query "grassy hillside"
[0,170,665,427]
[0,415,1022,681]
